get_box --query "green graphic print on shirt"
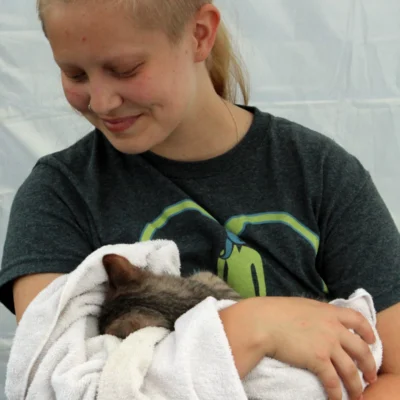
[139,199,327,298]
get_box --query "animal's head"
[102,254,146,297]
[99,254,171,338]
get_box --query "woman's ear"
[192,3,221,63]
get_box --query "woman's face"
[44,2,199,154]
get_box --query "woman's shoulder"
[248,106,344,158]
[35,129,101,177]
[27,128,141,191]
[265,111,341,157]
[248,107,371,210]
[258,109,368,179]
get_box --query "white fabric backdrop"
[1,0,399,397]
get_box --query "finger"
[331,346,363,400]
[309,357,343,400]
[337,308,376,345]
[341,330,377,384]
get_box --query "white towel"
[241,288,383,400]
[6,240,383,400]
[97,297,247,400]
[5,240,180,400]
[98,291,382,400]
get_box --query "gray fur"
[98,254,241,338]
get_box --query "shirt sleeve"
[316,143,400,313]
[0,161,95,313]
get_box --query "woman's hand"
[219,296,377,400]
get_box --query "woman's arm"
[218,298,270,378]
[13,273,64,323]
[219,295,377,400]
[13,273,376,400]
[314,140,400,398]
[0,162,94,315]
[363,302,400,399]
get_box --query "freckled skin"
[63,88,86,105]
[41,1,248,164]
[44,2,197,156]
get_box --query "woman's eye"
[117,70,135,78]
[64,72,87,83]
[114,63,143,78]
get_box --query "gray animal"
[98,254,241,338]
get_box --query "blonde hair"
[37,0,249,104]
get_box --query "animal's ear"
[102,254,144,289]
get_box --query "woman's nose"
[88,79,123,115]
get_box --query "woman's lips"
[102,115,141,133]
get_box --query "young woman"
[1,1,399,399]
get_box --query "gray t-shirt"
[1,106,399,313]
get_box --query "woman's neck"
[150,91,253,162]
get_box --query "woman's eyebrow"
[55,52,147,68]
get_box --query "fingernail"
[368,374,377,382]
[358,396,364,400]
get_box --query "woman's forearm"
[219,298,270,379]
[363,373,400,399]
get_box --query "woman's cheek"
[124,73,156,105]
[62,78,89,113]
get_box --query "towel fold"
[6,240,382,400]
[6,240,181,400]
[241,289,383,400]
